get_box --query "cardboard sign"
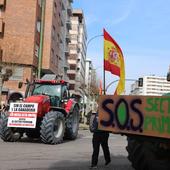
[98,95,170,139]
[7,103,38,128]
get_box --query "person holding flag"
[90,29,125,169]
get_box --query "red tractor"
[0,74,80,144]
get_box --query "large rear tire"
[65,105,79,140]
[0,113,21,142]
[126,137,170,170]
[40,111,65,144]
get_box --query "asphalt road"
[0,130,134,170]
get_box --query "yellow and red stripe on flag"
[104,29,125,95]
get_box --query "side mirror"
[18,82,23,88]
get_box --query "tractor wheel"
[126,137,170,170]
[40,111,65,144]
[0,112,21,142]
[65,105,79,140]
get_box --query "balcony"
[67,70,76,74]
[69,79,76,84]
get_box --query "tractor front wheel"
[40,111,65,144]
[0,113,21,142]
[65,105,79,140]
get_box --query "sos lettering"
[100,98,144,132]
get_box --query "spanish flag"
[104,29,125,95]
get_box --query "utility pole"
[38,0,46,79]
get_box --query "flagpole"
[103,70,106,95]
[103,29,106,95]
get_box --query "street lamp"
[82,34,104,118]
[87,34,103,48]
[105,79,138,93]
[105,79,119,92]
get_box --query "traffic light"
[167,72,170,81]
[138,78,143,87]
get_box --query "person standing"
[90,112,111,169]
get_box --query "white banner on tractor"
[7,103,38,128]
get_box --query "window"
[70,64,76,70]
[53,1,57,17]
[35,44,39,57]
[9,66,23,81]
[38,0,42,7]
[0,49,2,61]
[0,0,6,8]
[52,25,55,40]
[51,48,54,60]
[0,18,4,33]
[37,20,41,32]
[61,86,69,99]
[0,8,2,17]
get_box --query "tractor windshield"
[31,84,61,97]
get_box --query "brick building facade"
[0,0,72,104]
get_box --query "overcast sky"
[73,0,170,94]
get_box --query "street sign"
[7,102,38,128]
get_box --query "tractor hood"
[24,95,49,103]
[24,95,50,117]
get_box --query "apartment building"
[130,75,170,96]
[67,9,87,98]
[0,0,72,103]
[59,0,72,81]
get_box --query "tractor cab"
[25,79,70,107]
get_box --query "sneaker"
[105,160,111,166]
[90,165,97,169]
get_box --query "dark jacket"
[89,113,97,133]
